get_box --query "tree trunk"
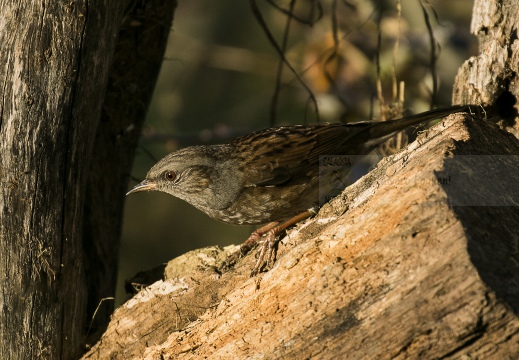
[83,0,519,358]
[82,0,177,345]
[452,0,519,137]
[0,1,176,358]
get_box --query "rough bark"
[82,113,519,359]
[0,1,176,358]
[82,0,177,345]
[0,2,124,358]
[452,0,519,137]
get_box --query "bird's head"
[127,146,217,202]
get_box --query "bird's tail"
[368,104,474,139]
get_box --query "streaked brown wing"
[232,123,367,187]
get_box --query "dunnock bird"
[127,105,472,275]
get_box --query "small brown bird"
[127,105,471,275]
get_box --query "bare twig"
[249,0,320,124]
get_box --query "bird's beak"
[126,180,157,196]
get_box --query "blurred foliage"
[118,0,475,303]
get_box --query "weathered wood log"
[84,0,519,358]
[82,113,519,359]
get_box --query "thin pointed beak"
[126,180,157,195]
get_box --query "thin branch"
[249,0,319,124]
[265,0,323,25]
[419,0,439,109]
[270,0,297,126]
[322,0,349,109]
[375,7,385,119]
[391,0,402,103]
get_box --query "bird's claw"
[250,230,278,277]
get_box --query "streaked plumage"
[128,105,470,225]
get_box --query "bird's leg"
[221,222,280,270]
[239,221,280,256]
[250,210,314,277]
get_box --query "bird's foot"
[222,210,314,276]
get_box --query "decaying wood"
[453,0,519,137]
[83,113,519,359]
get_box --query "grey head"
[127,145,243,214]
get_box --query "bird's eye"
[164,171,176,181]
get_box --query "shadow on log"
[83,113,519,359]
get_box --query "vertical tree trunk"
[82,0,177,343]
[0,2,124,358]
[453,0,519,136]
[0,1,176,358]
